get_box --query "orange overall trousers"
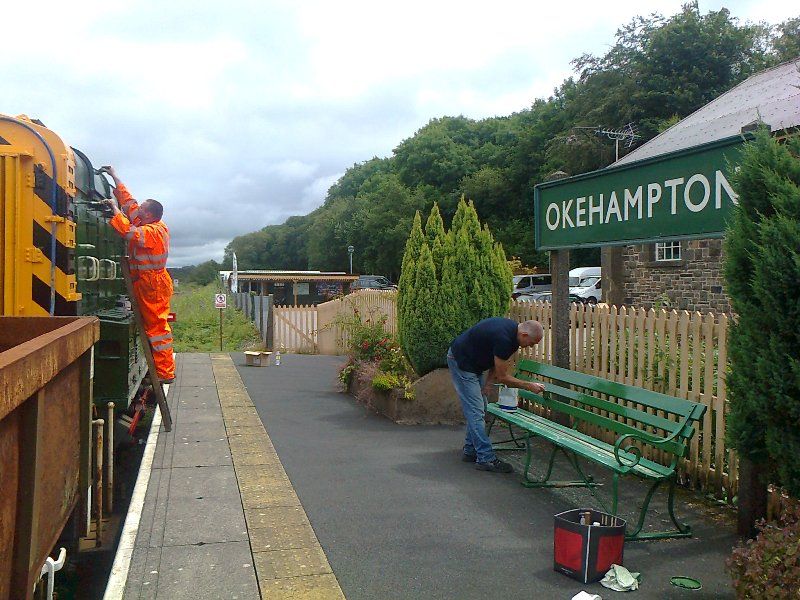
[110,184,175,381]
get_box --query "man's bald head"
[517,320,544,348]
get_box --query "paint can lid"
[670,576,702,590]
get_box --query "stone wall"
[621,239,732,313]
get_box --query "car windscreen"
[575,276,600,288]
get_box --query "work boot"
[461,453,477,463]
[475,458,514,473]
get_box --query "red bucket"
[554,508,626,583]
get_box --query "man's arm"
[101,166,141,224]
[492,356,545,394]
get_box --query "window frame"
[655,241,682,262]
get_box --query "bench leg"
[490,421,527,451]
[624,477,693,541]
[521,441,600,489]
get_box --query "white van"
[569,267,602,304]
[512,273,552,298]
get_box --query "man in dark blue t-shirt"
[448,318,545,472]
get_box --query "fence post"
[265,295,274,350]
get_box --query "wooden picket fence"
[508,301,735,501]
[316,289,397,355]
[273,304,318,352]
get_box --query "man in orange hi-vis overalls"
[101,166,175,384]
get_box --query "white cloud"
[1,0,792,266]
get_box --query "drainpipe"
[92,418,104,547]
[105,403,114,513]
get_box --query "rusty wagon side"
[0,316,98,599]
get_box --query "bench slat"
[518,358,704,419]
[516,373,696,439]
[488,404,673,478]
[518,387,689,458]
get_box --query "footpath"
[109,351,737,599]
[111,353,345,599]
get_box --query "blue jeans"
[447,350,494,463]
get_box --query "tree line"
[182,3,798,284]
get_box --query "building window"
[655,241,681,262]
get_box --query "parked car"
[515,291,551,303]
[512,273,552,299]
[570,275,602,304]
[351,275,396,291]
[568,267,602,304]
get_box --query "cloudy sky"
[1,1,793,266]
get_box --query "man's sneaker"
[462,453,477,463]
[475,458,514,473]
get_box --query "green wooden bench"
[487,358,706,541]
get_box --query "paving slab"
[155,541,257,600]
[162,496,249,546]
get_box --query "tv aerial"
[594,123,641,161]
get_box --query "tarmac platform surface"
[120,352,738,599]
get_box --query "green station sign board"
[534,136,746,250]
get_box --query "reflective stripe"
[130,263,167,271]
[148,333,172,343]
[134,252,169,261]
[152,342,173,352]
[125,226,140,240]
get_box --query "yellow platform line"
[210,354,346,600]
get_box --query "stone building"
[601,59,800,313]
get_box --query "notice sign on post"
[534,136,745,250]
[215,293,227,309]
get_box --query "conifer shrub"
[724,131,800,496]
[398,198,512,375]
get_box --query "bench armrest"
[613,413,693,471]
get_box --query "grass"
[171,283,262,352]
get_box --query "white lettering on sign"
[665,177,684,214]
[544,170,736,231]
[715,170,738,207]
[624,186,642,220]
[684,174,710,212]
[589,194,604,225]
[606,191,622,223]
[575,197,586,227]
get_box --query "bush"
[724,131,800,494]
[398,198,512,376]
[728,501,800,598]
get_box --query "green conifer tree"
[725,131,800,496]
[399,197,513,375]
[404,243,443,374]
[425,203,447,276]
[397,212,424,347]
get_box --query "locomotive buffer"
[121,256,173,431]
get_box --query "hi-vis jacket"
[109,183,170,272]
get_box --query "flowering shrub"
[338,359,357,388]
[332,298,416,398]
[728,501,800,598]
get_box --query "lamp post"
[347,245,354,274]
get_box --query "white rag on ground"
[600,564,640,591]
[571,591,602,600]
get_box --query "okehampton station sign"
[534,136,747,250]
